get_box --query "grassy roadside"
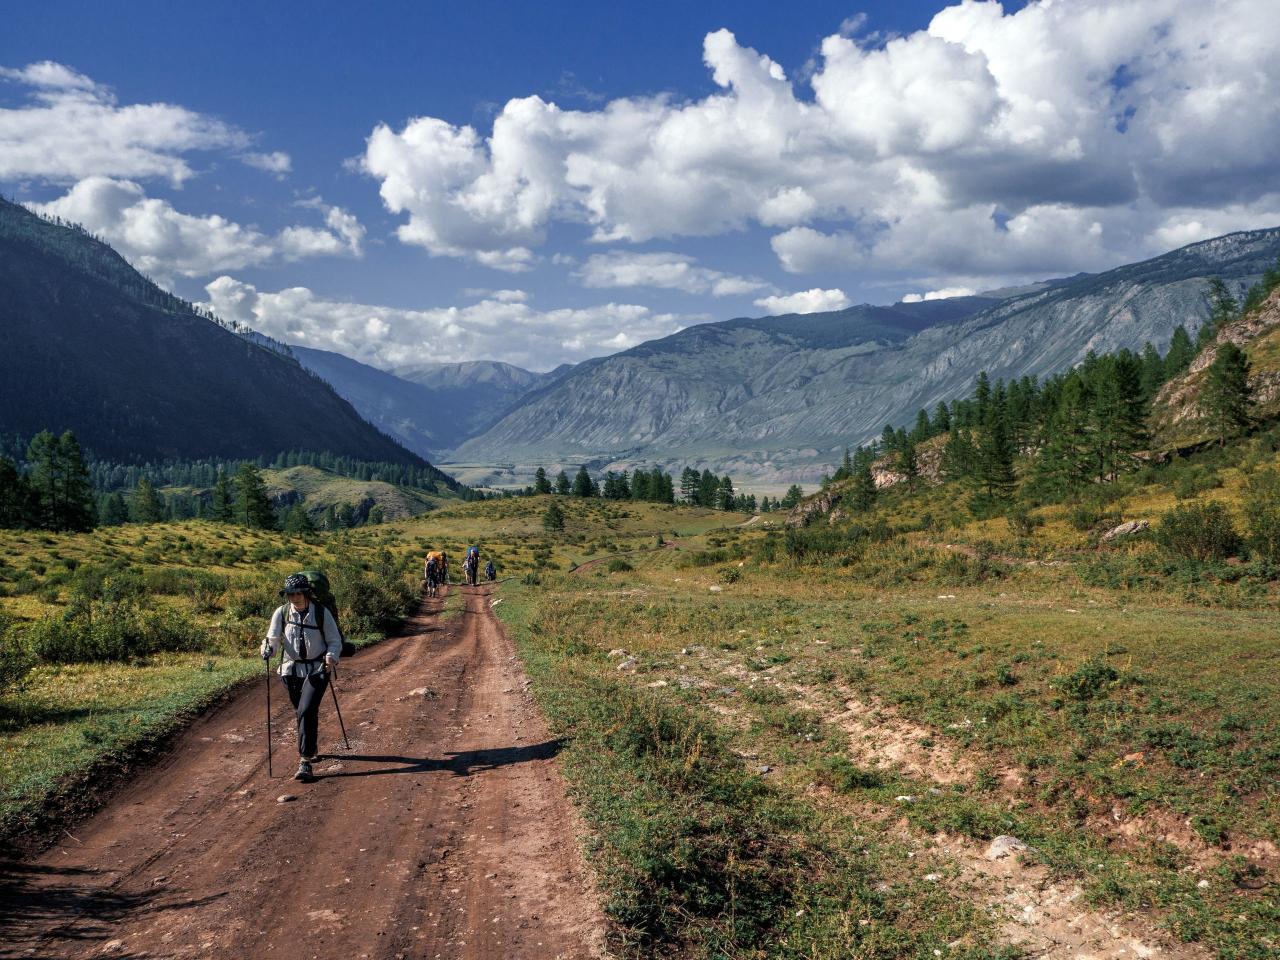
[496,577,1013,959]
[0,520,423,850]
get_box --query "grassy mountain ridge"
[0,198,432,469]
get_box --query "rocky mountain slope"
[1152,285,1280,447]
[0,198,430,467]
[290,349,569,460]
[456,229,1280,481]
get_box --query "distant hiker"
[463,551,478,587]
[424,554,440,597]
[485,559,496,582]
[261,573,344,783]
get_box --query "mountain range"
[450,228,1280,481]
[0,197,443,476]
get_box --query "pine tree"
[699,470,719,508]
[0,457,34,528]
[717,475,735,511]
[100,491,129,526]
[833,448,853,482]
[779,484,804,509]
[554,471,571,495]
[26,430,94,531]
[131,476,166,523]
[573,465,595,498]
[941,425,978,482]
[1202,342,1253,445]
[1138,342,1164,403]
[932,402,951,434]
[542,500,565,531]
[848,451,877,512]
[234,463,276,529]
[533,467,552,495]
[974,371,992,424]
[629,470,648,501]
[896,441,919,489]
[680,467,700,503]
[1164,326,1195,378]
[910,408,932,443]
[211,471,235,522]
[283,503,317,536]
[1199,278,1238,351]
[973,401,1016,510]
[1030,374,1092,498]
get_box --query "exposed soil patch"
[0,586,607,960]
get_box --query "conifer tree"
[542,500,565,531]
[699,469,719,507]
[211,471,235,522]
[717,475,735,511]
[573,465,595,498]
[973,400,1016,511]
[0,457,34,528]
[554,470,571,495]
[234,463,276,529]
[910,408,932,443]
[1202,342,1252,445]
[779,484,804,509]
[533,467,552,494]
[1199,278,1238,351]
[100,491,129,526]
[848,450,877,512]
[941,425,978,482]
[932,402,951,434]
[1138,342,1164,403]
[283,503,317,536]
[1164,326,1195,378]
[680,467,700,503]
[26,430,94,531]
[896,440,919,489]
[131,476,166,523]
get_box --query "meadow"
[2,478,1276,957]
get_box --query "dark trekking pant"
[282,671,329,758]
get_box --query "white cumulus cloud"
[33,177,365,281]
[201,277,702,371]
[576,251,769,296]
[0,60,260,186]
[357,1,1280,286]
[754,288,851,316]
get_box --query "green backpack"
[296,569,356,659]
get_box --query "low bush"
[27,597,211,663]
[606,557,633,573]
[1154,501,1240,562]
[0,614,35,699]
[1242,468,1280,563]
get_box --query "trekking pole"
[328,667,350,750]
[264,657,273,778]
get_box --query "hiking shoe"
[294,760,316,783]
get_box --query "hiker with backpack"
[424,554,440,597]
[485,559,496,582]
[260,572,346,783]
[465,545,480,586]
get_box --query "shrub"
[1242,468,1280,562]
[1154,501,1241,562]
[719,566,741,584]
[606,557,633,573]
[1056,658,1119,701]
[0,614,35,699]
[1007,505,1043,539]
[27,597,210,663]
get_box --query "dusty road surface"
[0,585,607,960]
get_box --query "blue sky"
[3,0,1277,371]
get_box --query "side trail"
[0,584,606,960]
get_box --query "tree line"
[829,269,1277,519]
[0,433,404,533]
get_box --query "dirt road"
[0,585,606,960]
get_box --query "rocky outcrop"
[1152,286,1280,442]
[1101,520,1150,541]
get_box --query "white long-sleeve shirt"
[263,602,343,677]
